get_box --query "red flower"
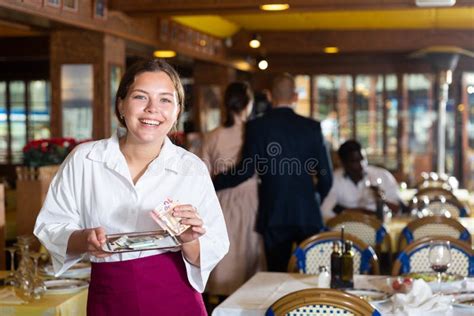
[22,137,81,167]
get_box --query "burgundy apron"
[87,252,207,316]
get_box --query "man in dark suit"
[213,73,333,272]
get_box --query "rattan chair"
[265,288,381,316]
[415,172,456,191]
[288,231,380,275]
[424,197,470,218]
[326,212,392,255]
[398,216,471,251]
[392,236,474,277]
[414,187,456,201]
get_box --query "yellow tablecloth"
[0,284,87,316]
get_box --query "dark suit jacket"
[213,107,333,234]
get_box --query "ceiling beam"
[109,0,474,15]
[230,29,474,55]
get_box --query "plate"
[344,289,390,303]
[42,262,91,279]
[452,292,474,315]
[405,272,465,293]
[405,272,464,283]
[44,279,89,295]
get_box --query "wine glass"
[4,246,18,286]
[30,252,46,300]
[429,240,451,294]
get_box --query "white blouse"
[34,131,229,293]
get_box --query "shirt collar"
[343,169,368,185]
[273,106,294,112]
[87,129,181,174]
[148,137,180,174]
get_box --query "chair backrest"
[326,212,391,253]
[392,236,474,277]
[425,198,469,218]
[288,231,380,275]
[414,187,456,200]
[415,172,455,191]
[398,216,471,251]
[265,288,380,316]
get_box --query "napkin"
[429,277,474,293]
[0,288,27,305]
[377,279,453,316]
[462,278,474,291]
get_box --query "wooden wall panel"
[50,29,125,139]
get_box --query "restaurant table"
[212,272,383,316]
[0,271,87,316]
[0,289,87,316]
[212,272,472,316]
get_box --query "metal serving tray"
[101,230,181,253]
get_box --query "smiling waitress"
[34,59,229,315]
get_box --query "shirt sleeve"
[34,154,85,277]
[320,183,338,222]
[182,171,229,293]
[381,169,402,205]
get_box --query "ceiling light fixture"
[153,50,177,58]
[258,58,269,70]
[249,34,261,49]
[324,47,339,54]
[260,3,290,11]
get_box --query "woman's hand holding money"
[173,204,206,244]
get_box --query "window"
[355,75,384,157]
[110,65,121,134]
[404,74,434,177]
[385,74,398,169]
[61,64,93,140]
[313,75,353,151]
[29,80,51,140]
[295,75,311,117]
[464,72,474,190]
[0,82,7,163]
[0,79,51,164]
[10,81,26,164]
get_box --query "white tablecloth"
[212,272,383,316]
[212,272,473,316]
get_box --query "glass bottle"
[330,241,342,289]
[14,235,35,300]
[341,240,354,288]
[317,266,330,288]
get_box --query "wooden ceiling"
[109,0,474,57]
[0,19,42,37]
[109,0,474,15]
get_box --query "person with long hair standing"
[200,82,265,297]
[34,59,229,315]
